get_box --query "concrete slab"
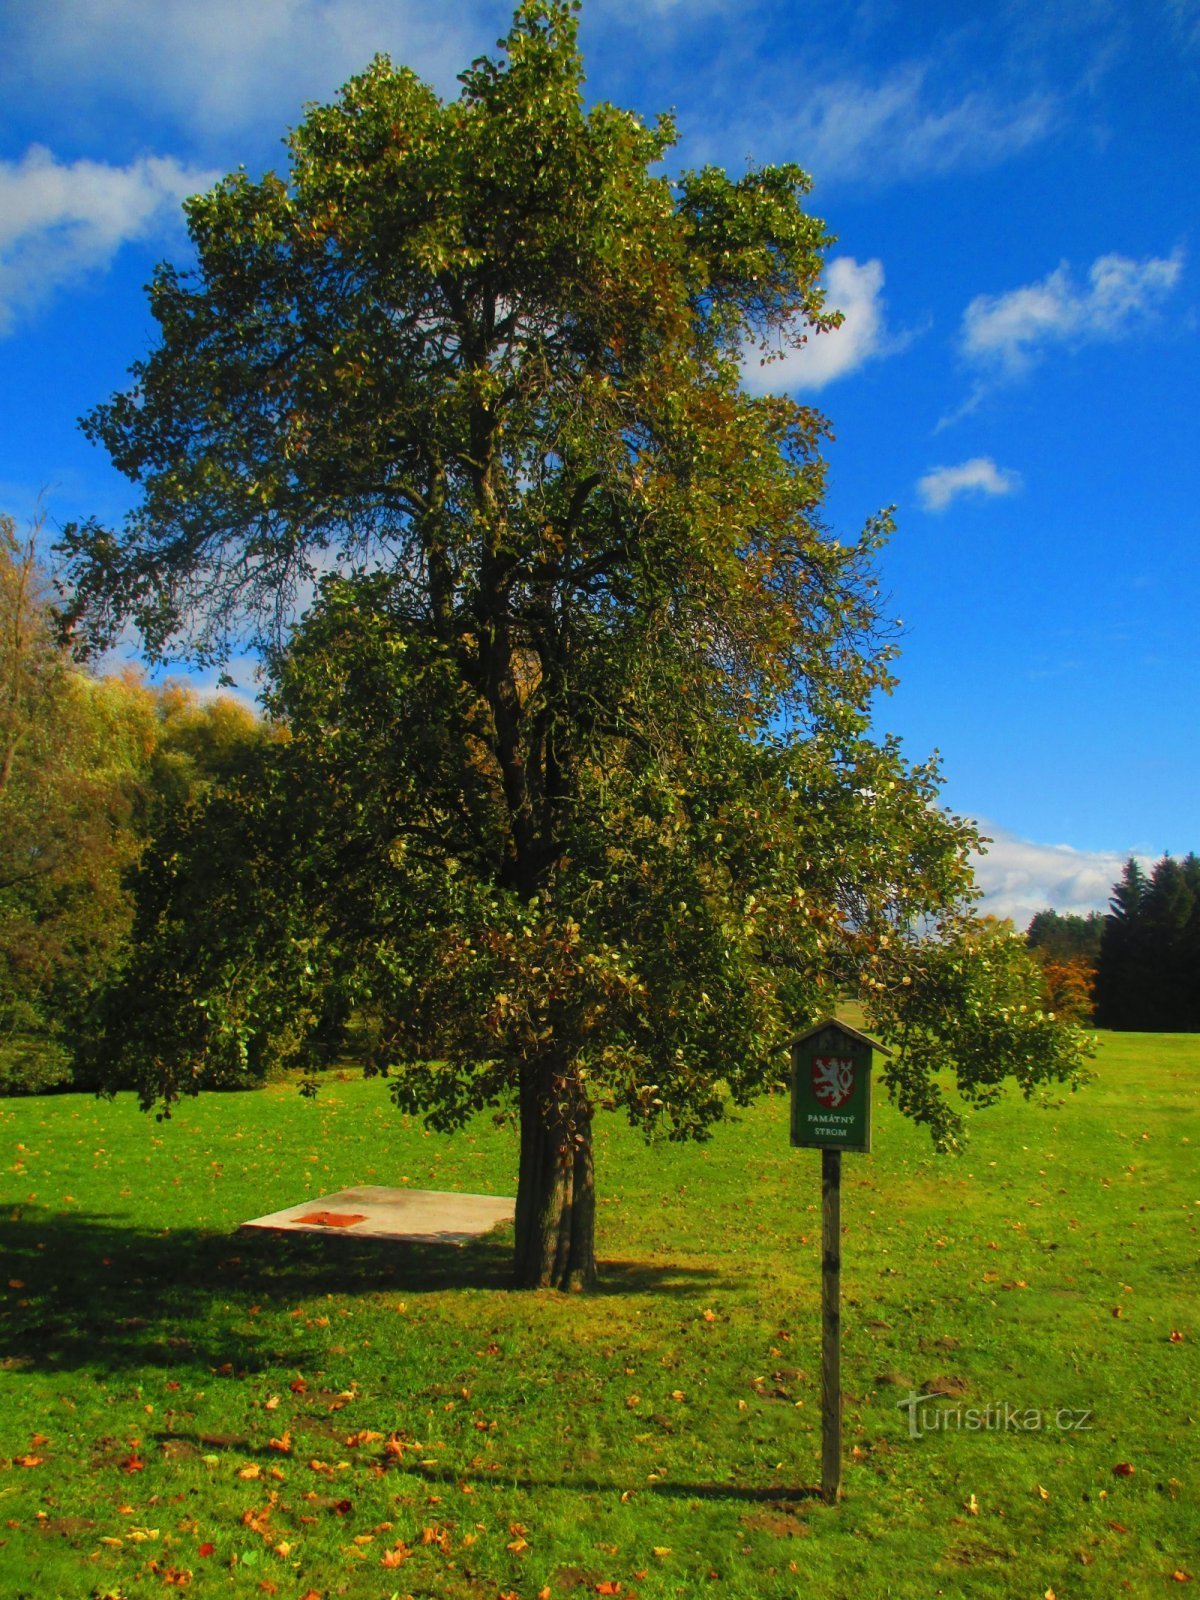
[241,1185,514,1245]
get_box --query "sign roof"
[789,1015,892,1056]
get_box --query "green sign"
[790,1019,881,1154]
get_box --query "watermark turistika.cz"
[897,1392,1094,1440]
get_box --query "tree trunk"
[513,1060,597,1290]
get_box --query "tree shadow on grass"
[0,1208,728,1378]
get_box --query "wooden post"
[821,1146,842,1505]
[790,1019,888,1505]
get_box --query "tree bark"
[513,1059,597,1290]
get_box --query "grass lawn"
[0,1031,1196,1599]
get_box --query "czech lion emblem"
[812,1055,855,1109]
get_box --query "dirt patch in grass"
[741,1510,810,1538]
[920,1374,971,1398]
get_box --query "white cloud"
[916,457,1022,513]
[724,65,1058,186]
[971,823,1149,930]
[0,145,216,334]
[0,0,493,147]
[961,248,1185,378]
[740,256,897,394]
[600,0,739,14]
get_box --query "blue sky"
[1,0,1196,925]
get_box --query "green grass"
[0,1033,1197,1599]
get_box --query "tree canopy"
[61,1,1091,1288]
[1094,855,1200,1031]
[0,513,272,1092]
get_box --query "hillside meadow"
[0,1030,1196,1599]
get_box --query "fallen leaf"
[264,1395,281,1411]
[380,1543,411,1568]
[238,1464,262,1481]
[1036,1484,1050,1500]
[14,1455,43,1469]
[702,1309,716,1323]
[965,1494,979,1515]
[29,1433,48,1447]
[1107,1520,1128,1534]
[119,1454,145,1474]
[289,1378,307,1394]
[147,1561,193,1586]
[1112,1306,1124,1318]
[1171,1572,1193,1584]
[1169,1331,1185,1343]
[596,1584,622,1596]
[267,1432,291,1455]
[241,1506,272,1539]
[1112,1463,1136,1477]
[198,1543,215,1557]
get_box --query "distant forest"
[1027,854,1200,1031]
